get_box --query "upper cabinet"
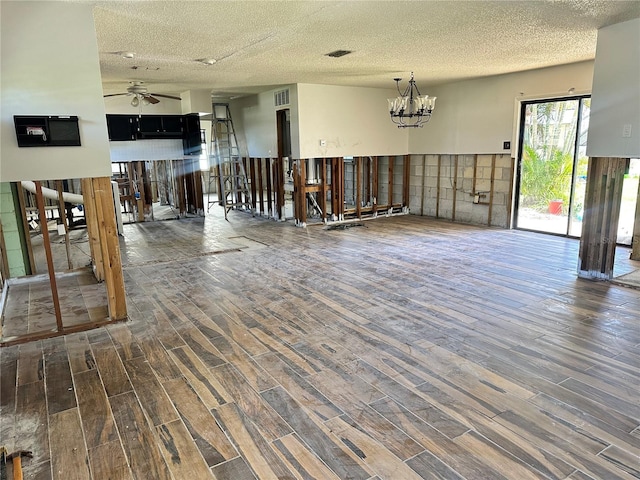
[106,114,137,141]
[106,114,201,155]
[137,115,183,139]
[182,114,202,156]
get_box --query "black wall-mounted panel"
[14,115,81,147]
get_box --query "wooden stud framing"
[372,156,379,216]
[81,179,105,282]
[487,154,496,226]
[420,155,426,216]
[16,183,36,275]
[276,157,285,220]
[56,180,73,270]
[320,158,328,222]
[0,222,10,282]
[249,158,257,211]
[452,155,458,222]
[436,154,441,218]
[403,154,410,208]
[388,156,394,209]
[356,157,362,219]
[257,158,265,216]
[35,181,64,330]
[266,158,273,217]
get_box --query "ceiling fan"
[103,81,180,106]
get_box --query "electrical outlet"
[503,141,511,150]
[319,139,326,147]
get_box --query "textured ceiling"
[93,0,640,98]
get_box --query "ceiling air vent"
[325,49,352,58]
[275,89,290,107]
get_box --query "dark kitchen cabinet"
[106,114,137,141]
[182,114,202,155]
[137,115,183,139]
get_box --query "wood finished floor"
[1,213,639,480]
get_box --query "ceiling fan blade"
[150,93,181,101]
[103,93,128,98]
[145,95,160,104]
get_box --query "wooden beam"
[388,156,394,209]
[0,221,10,281]
[249,157,257,211]
[319,158,327,223]
[420,155,426,216]
[81,178,105,282]
[266,158,273,217]
[257,158,265,216]
[372,156,379,217]
[92,177,127,320]
[56,180,73,270]
[35,181,64,331]
[487,154,496,226]
[452,155,458,221]
[436,155,441,218]
[403,154,410,208]
[337,157,343,219]
[356,157,362,219]
[16,183,36,275]
[578,157,629,280]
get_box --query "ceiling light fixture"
[198,58,216,65]
[130,95,139,107]
[121,51,136,59]
[388,72,436,128]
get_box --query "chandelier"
[388,72,436,128]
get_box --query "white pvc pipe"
[21,181,84,204]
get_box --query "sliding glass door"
[515,97,590,236]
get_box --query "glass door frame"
[513,94,591,237]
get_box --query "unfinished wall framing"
[112,159,204,223]
[230,152,515,228]
[0,177,127,346]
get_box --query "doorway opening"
[515,96,591,236]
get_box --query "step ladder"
[206,104,252,219]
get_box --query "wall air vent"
[275,89,290,107]
[325,49,352,58]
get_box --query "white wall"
[297,84,408,158]
[231,86,300,158]
[410,61,595,155]
[109,140,185,162]
[0,1,111,182]
[587,18,640,158]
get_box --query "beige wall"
[0,1,111,182]
[297,83,408,159]
[231,86,300,159]
[409,61,595,155]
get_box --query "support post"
[92,177,127,320]
[578,157,629,280]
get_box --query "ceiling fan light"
[130,95,139,107]
[141,97,151,106]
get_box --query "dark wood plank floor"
[1,212,639,479]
